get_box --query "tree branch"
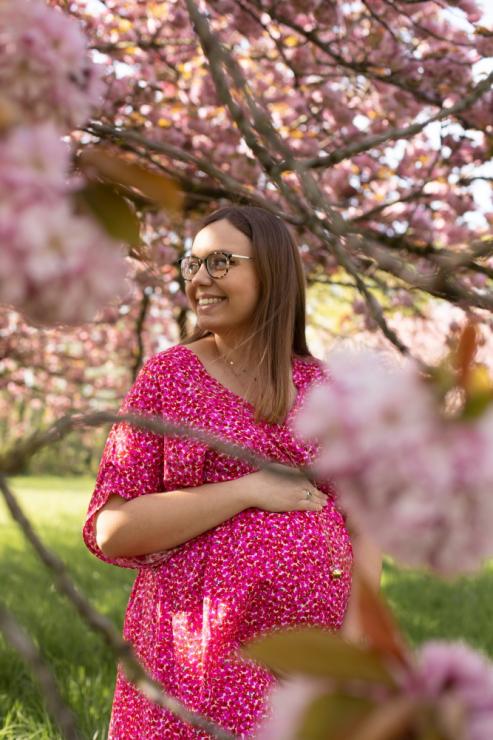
[84,122,305,224]
[186,0,412,356]
[305,69,493,169]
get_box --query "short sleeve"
[82,354,174,569]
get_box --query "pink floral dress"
[83,344,353,739]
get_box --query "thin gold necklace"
[216,349,256,381]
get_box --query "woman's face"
[185,219,260,338]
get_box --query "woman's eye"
[213,258,228,269]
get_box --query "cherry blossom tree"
[4,0,493,451]
[68,0,493,351]
[2,1,493,738]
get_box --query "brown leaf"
[76,182,141,245]
[79,146,184,212]
[356,572,410,668]
[454,320,478,389]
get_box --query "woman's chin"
[196,316,221,332]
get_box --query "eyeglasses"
[177,251,255,281]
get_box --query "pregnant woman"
[83,205,380,738]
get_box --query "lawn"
[1,476,492,739]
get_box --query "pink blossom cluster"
[402,641,493,740]
[0,1,129,326]
[0,0,104,129]
[0,124,72,207]
[0,123,128,326]
[257,641,493,739]
[0,123,126,324]
[294,345,493,574]
[0,198,128,326]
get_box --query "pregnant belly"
[216,502,350,573]
[155,500,353,652]
[202,502,353,634]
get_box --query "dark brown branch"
[0,408,326,483]
[347,234,493,311]
[84,122,305,225]
[92,38,195,53]
[132,288,151,382]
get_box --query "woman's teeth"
[198,298,225,306]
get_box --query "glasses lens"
[207,253,229,278]
[180,256,200,280]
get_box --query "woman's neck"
[213,333,251,366]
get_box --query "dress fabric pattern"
[83,344,353,739]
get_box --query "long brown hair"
[182,205,312,424]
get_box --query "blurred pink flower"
[254,676,328,740]
[0,0,104,130]
[454,0,482,23]
[296,347,437,476]
[400,641,493,740]
[0,124,71,205]
[0,200,128,326]
[476,32,493,59]
[294,345,493,574]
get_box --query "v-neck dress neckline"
[176,343,304,424]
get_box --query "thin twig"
[0,408,320,482]
[304,70,493,169]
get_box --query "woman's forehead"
[192,220,252,255]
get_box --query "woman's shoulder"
[140,344,196,379]
[294,353,328,382]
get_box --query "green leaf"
[242,628,395,686]
[297,692,375,740]
[77,183,141,245]
[462,389,493,419]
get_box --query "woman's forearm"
[95,478,252,559]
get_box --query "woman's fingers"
[298,488,328,511]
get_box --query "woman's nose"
[190,261,213,285]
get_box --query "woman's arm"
[95,467,328,559]
[340,525,382,645]
[96,478,251,558]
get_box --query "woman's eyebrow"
[188,250,230,257]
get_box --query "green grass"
[0,476,134,739]
[1,476,492,738]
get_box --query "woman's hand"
[240,464,328,513]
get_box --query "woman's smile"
[196,295,227,312]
